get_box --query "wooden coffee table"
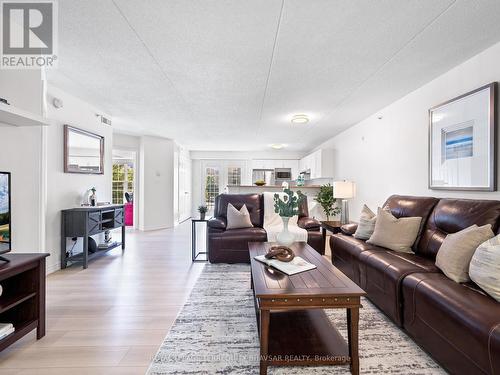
[249,242,366,375]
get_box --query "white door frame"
[112,148,138,230]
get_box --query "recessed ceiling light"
[291,114,309,124]
[270,144,285,149]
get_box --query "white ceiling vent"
[96,114,112,126]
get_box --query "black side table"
[320,220,343,244]
[191,219,208,262]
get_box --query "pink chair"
[124,202,133,226]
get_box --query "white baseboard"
[46,261,60,275]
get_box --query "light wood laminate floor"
[0,221,205,374]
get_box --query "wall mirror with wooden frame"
[64,125,105,174]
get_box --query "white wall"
[190,150,305,160]
[0,70,44,254]
[318,41,500,219]
[113,133,141,150]
[0,126,43,253]
[139,136,175,230]
[45,86,113,273]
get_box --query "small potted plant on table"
[198,205,208,220]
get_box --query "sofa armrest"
[298,217,321,231]
[340,223,358,236]
[208,217,226,231]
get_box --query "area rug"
[147,264,445,374]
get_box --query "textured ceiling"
[47,0,500,151]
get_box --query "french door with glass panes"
[201,160,247,216]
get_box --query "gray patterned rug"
[147,264,445,374]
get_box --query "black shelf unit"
[61,205,125,269]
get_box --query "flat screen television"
[0,172,11,260]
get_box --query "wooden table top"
[249,242,365,299]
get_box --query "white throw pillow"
[435,224,494,283]
[469,234,500,301]
[367,208,422,253]
[354,205,377,240]
[226,203,254,230]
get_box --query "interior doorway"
[112,149,137,228]
[200,160,246,216]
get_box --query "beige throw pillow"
[354,205,377,240]
[435,224,494,283]
[469,234,500,301]
[226,203,253,230]
[367,208,422,253]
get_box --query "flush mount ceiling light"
[270,144,285,149]
[291,114,309,124]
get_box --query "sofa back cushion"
[383,195,439,251]
[417,198,500,260]
[298,196,309,218]
[215,194,263,227]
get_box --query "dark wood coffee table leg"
[347,307,360,375]
[259,309,270,375]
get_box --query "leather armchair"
[208,193,325,263]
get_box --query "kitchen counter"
[232,185,323,188]
[226,185,323,195]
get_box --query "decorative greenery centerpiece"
[273,188,305,247]
[198,205,208,220]
[273,188,305,217]
[314,183,340,221]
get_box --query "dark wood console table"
[0,253,49,352]
[61,205,125,269]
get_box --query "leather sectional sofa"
[208,193,324,263]
[330,195,500,374]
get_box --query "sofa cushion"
[354,204,377,240]
[435,224,494,283]
[403,272,500,375]
[383,195,439,251]
[416,198,500,260]
[330,234,385,285]
[226,203,253,229]
[470,234,500,302]
[367,208,422,253]
[358,250,439,326]
[215,194,263,227]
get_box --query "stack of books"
[0,323,14,340]
[254,255,317,275]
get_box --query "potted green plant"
[273,188,305,246]
[198,205,208,220]
[314,183,340,221]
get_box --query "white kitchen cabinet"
[299,149,334,179]
[252,159,299,172]
[252,159,274,170]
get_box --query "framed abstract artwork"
[429,83,497,191]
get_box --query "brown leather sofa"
[208,193,324,263]
[330,195,500,375]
